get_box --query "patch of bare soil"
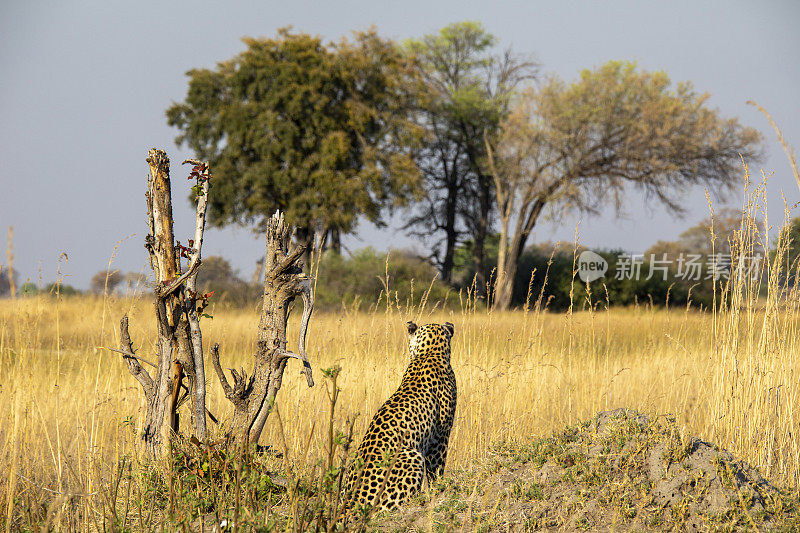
[375,409,800,531]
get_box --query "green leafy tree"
[403,21,537,285]
[167,29,421,259]
[526,248,682,311]
[485,61,763,309]
[44,282,79,296]
[645,208,768,303]
[452,238,693,310]
[19,282,38,296]
[314,248,452,310]
[647,208,752,259]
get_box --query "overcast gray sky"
[1,0,798,289]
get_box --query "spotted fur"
[345,321,457,511]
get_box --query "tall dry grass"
[707,164,800,484]
[1,165,800,529]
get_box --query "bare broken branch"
[210,344,252,406]
[210,343,235,399]
[184,158,211,439]
[269,245,306,280]
[158,257,202,299]
[278,350,314,387]
[103,346,157,368]
[119,316,153,397]
[295,277,315,387]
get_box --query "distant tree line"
[162,22,761,309]
[8,211,800,309]
[132,210,795,312]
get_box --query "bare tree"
[211,211,314,446]
[117,149,211,454]
[485,62,763,310]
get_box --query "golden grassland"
[1,279,798,516]
[3,164,800,528]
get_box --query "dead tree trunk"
[119,149,211,455]
[211,211,314,446]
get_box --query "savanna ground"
[2,276,800,530]
[3,172,800,531]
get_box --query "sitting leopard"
[345,321,457,512]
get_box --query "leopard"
[345,321,457,512]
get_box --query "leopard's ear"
[407,321,418,335]
[443,322,454,337]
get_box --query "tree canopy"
[167,29,421,252]
[485,60,763,308]
[402,22,537,284]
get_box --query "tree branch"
[210,343,234,399]
[268,244,306,280]
[278,350,314,387]
[296,278,314,386]
[182,158,211,440]
[119,315,154,398]
[210,343,251,406]
[103,347,157,368]
[157,258,202,299]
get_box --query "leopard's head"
[407,321,454,359]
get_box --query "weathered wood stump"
[211,211,315,446]
[117,149,314,453]
[119,149,211,455]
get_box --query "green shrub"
[313,248,453,311]
[43,282,80,296]
[19,282,38,296]
[452,237,715,311]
